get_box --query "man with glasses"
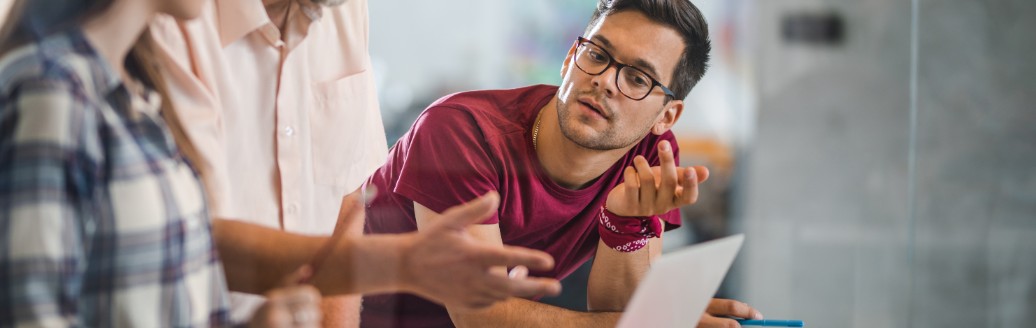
[361,0,761,327]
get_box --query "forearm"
[212,218,413,296]
[319,295,360,328]
[310,232,413,296]
[213,218,323,293]
[586,234,662,311]
[449,297,620,328]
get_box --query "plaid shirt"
[0,31,231,326]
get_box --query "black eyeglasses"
[573,37,676,101]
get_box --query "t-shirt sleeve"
[392,106,502,224]
[643,132,682,231]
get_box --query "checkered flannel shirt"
[0,30,232,327]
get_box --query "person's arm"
[0,79,86,326]
[451,297,621,328]
[588,140,692,310]
[586,231,663,311]
[215,192,561,310]
[413,203,619,328]
[593,140,764,328]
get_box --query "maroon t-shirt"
[361,85,680,328]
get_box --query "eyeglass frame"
[572,36,677,101]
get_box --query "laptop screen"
[616,234,745,328]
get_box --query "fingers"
[505,265,562,298]
[697,313,741,328]
[619,166,639,210]
[266,285,321,310]
[275,265,320,305]
[258,267,323,328]
[335,191,366,238]
[706,298,763,320]
[262,287,322,328]
[677,166,700,205]
[361,185,378,205]
[445,270,512,311]
[694,166,710,183]
[283,265,314,286]
[655,141,678,208]
[468,270,561,308]
[434,191,500,231]
[475,244,555,271]
[508,265,529,279]
[633,156,655,209]
[507,276,562,299]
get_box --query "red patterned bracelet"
[597,206,663,253]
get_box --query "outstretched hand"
[605,140,709,217]
[401,192,562,310]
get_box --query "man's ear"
[560,41,578,77]
[651,99,684,135]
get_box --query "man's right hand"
[697,298,763,328]
[399,192,562,310]
[249,266,323,328]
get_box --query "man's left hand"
[605,140,709,217]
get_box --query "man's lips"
[577,97,610,119]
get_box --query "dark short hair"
[585,0,712,100]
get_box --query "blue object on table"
[736,319,805,327]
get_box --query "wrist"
[603,198,636,217]
[393,233,421,295]
[597,206,662,253]
[343,234,409,295]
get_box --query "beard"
[311,0,348,6]
[555,95,649,151]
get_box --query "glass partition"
[368,0,1036,326]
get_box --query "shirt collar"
[216,0,271,47]
[54,30,162,118]
[61,29,122,97]
[216,0,324,47]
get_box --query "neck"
[535,97,634,190]
[81,0,154,79]
[263,0,293,32]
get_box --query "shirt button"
[284,126,295,136]
[287,204,299,214]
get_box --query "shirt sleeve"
[392,106,502,224]
[0,78,91,326]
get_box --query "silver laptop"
[616,234,745,328]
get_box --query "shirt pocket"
[309,70,386,190]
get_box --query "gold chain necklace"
[532,109,544,151]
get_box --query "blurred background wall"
[369,0,1036,326]
[738,0,1036,327]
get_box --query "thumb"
[283,264,314,286]
[334,187,369,237]
[508,265,529,280]
[432,191,500,232]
